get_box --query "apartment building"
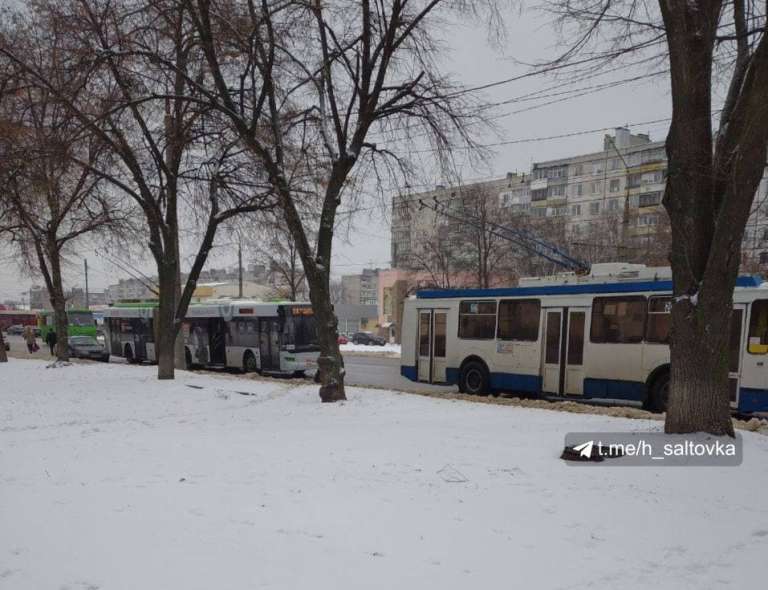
[391,176,520,270]
[341,268,380,306]
[391,128,768,273]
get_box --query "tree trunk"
[308,276,346,402]
[0,330,7,363]
[156,264,178,380]
[665,288,735,435]
[49,256,70,362]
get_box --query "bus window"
[748,300,768,354]
[497,299,540,341]
[283,314,319,351]
[646,296,671,343]
[458,301,497,340]
[590,296,646,344]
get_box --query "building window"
[549,184,566,197]
[748,300,768,354]
[610,158,621,171]
[591,181,602,194]
[531,189,548,202]
[637,213,658,226]
[572,164,583,176]
[628,173,642,188]
[646,296,671,343]
[592,162,603,175]
[458,300,497,340]
[639,192,662,207]
[609,179,621,193]
[576,183,583,196]
[571,204,582,216]
[531,206,547,218]
[760,252,768,265]
[591,296,647,343]
[497,299,540,341]
[608,198,620,212]
[589,202,601,215]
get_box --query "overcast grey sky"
[0,5,672,303]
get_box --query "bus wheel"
[460,361,490,396]
[644,372,670,413]
[243,351,258,373]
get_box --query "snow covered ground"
[1,359,767,589]
[341,342,401,355]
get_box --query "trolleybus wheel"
[460,361,490,396]
[644,372,670,413]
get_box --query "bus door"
[259,318,281,371]
[131,318,149,360]
[730,303,748,408]
[417,309,448,383]
[208,318,227,365]
[564,308,588,395]
[542,308,565,394]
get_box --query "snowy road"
[1,359,767,589]
[344,354,454,394]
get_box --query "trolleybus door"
[417,309,449,383]
[417,310,432,382]
[564,308,588,395]
[542,308,564,394]
[729,304,747,409]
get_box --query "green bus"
[38,310,97,340]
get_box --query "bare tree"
[246,214,309,301]
[548,0,768,435]
[1,0,276,378]
[451,185,521,288]
[172,0,502,401]
[0,79,123,361]
[408,229,463,290]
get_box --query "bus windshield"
[284,313,319,351]
[68,312,94,327]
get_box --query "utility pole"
[84,259,90,309]
[238,244,243,299]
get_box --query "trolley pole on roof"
[84,259,90,310]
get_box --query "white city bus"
[104,300,320,376]
[103,305,157,363]
[401,263,768,413]
[182,300,319,375]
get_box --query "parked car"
[351,331,386,346]
[67,335,110,362]
[5,325,25,336]
[337,335,349,345]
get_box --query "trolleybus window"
[748,300,768,354]
[590,296,646,344]
[497,299,540,341]
[434,313,447,357]
[646,296,672,343]
[458,301,497,340]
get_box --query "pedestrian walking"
[45,329,57,356]
[23,325,39,353]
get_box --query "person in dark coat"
[45,330,57,356]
